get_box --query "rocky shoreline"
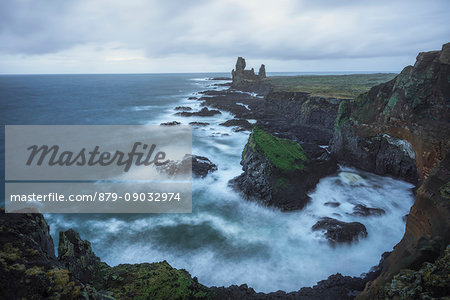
[2,45,449,299]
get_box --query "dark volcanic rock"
[359,155,450,299]
[0,208,210,299]
[160,121,181,126]
[353,43,450,299]
[331,43,450,183]
[189,121,210,126]
[231,57,271,93]
[380,246,450,299]
[176,107,221,117]
[312,217,368,243]
[58,229,108,284]
[262,91,341,144]
[158,154,217,178]
[350,204,385,217]
[219,119,253,131]
[174,106,192,111]
[191,155,218,178]
[212,273,368,300]
[258,64,266,79]
[324,201,341,207]
[200,90,265,119]
[0,208,110,299]
[188,96,197,100]
[231,127,337,211]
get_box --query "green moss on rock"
[439,182,450,200]
[103,261,210,300]
[250,127,309,172]
[382,245,450,299]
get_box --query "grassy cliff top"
[249,127,309,172]
[268,73,397,99]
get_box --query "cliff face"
[331,43,450,183]
[359,155,450,299]
[335,43,450,298]
[231,126,337,211]
[263,91,340,144]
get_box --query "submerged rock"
[174,106,192,111]
[231,126,337,211]
[324,201,341,207]
[189,121,210,126]
[350,204,385,217]
[176,107,221,117]
[160,121,181,126]
[312,217,368,243]
[158,154,217,178]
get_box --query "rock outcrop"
[331,43,450,183]
[312,217,368,243]
[219,118,253,131]
[231,57,270,93]
[58,229,108,284]
[380,245,450,299]
[176,107,221,117]
[158,154,218,178]
[0,208,110,299]
[230,126,337,211]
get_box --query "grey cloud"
[0,0,449,62]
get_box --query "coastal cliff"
[331,43,450,183]
[0,208,210,299]
[262,91,340,144]
[330,43,450,298]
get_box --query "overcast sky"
[0,0,449,74]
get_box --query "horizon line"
[0,70,400,76]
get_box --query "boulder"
[350,204,385,217]
[312,217,368,243]
[324,202,341,207]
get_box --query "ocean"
[0,73,414,292]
